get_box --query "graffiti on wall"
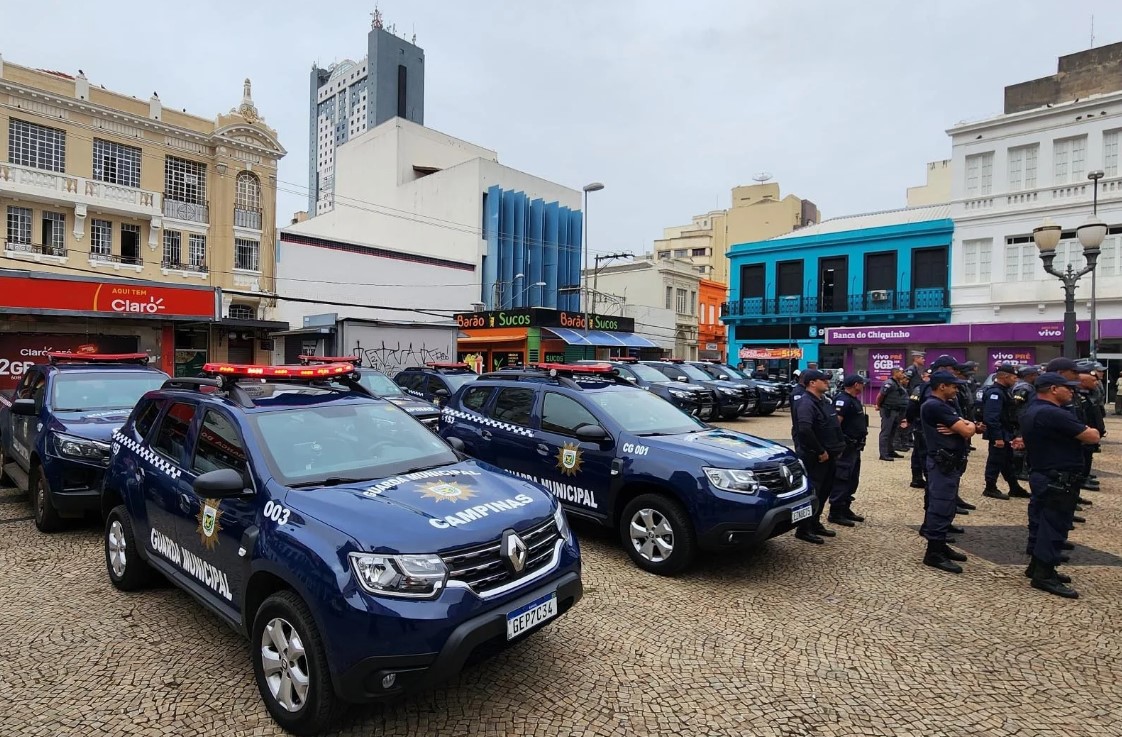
[353,341,451,375]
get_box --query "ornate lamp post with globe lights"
[1032,213,1106,357]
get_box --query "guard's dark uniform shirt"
[1011,381,1036,428]
[982,383,1014,441]
[903,364,923,390]
[956,382,976,422]
[835,391,869,442]
[921,398,967,458]
[794,392,846,457]
[878,379,909,410]
[1021,402,1087,473]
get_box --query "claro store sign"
[0,273,216,319]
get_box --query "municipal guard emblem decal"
[197,500,223,549]
[556,443,582,477]
[418,481,477,503]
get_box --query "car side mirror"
[434,389,450,399]
[446,436,466,452]
[575,425,609,442]
[11,398,37,417]
[625,376,637,383]
[675,376,687,382]
[718,374,729,380]
[193,468,249,498]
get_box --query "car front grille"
[754,459,806,493]
[441,517,560,594]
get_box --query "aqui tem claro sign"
[454,307,635,333]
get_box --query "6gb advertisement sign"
[0,334,139,393]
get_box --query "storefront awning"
[544,327,659,348]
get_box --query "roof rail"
[299,354,363,367]
[48,352,150,366]
[478,363,630,389]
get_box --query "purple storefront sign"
[825,324,970,345]
[868,349,905,385]
[970,322,1082,343]
[825,321,1098,345]
[985,347,1037,370]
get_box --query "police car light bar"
[426,362,470,368]
[298,355,363,366]
[48,352,150,365]
[534,362,614,374]
[201,362,357,379]
[613,357,639,363]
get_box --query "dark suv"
[100,360,580,734]
[0,352,167,532]
[641,360,756,419]
[574,359,717,420]
[394,363,478,406]
[690,362,781,416]
[440,363,813,575]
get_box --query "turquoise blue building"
[722,205,954,373]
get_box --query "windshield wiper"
[289,476,370,489]
[635,431,676,437]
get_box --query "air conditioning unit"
[869,290,889,302]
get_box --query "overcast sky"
[5,0,1122,256]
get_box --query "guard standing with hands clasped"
[919,371,977,573]
[877,367,910,461]
[903,351,925,391]
[1021,372,1100,599]
[829,375,869,527]
[792,369,848,545]
[1010,365,1040,480]
[982,364,1030,500]
[1074,360,1106,494]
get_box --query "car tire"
[619,493,696,576]
[252,591,340,735]
[31,465,64,533]
[105,504,154,591]
[0,441,10,486]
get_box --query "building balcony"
[161,258,208,274]
[163,197,210,225]
[234,206,262,230]
[722,288,949,324]
[4,240,67,262]
[90,251,143,266]
[0,162,161,220]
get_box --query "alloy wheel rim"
[35,478,46,522]
[628,508,674,562]
[260,617,311,713]
[108,520,127,577]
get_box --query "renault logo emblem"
[780,465,792,488]
[502,530,528,574]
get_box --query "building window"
[1105,130,1121,178]
[481,192,490,239]
[1008,144,1038,191]
[92,138,141,188]
[1098,235,1119,276]
[965,152,993,196]
[120,223,141,265]
[1054,136,1087,184]
[672,249,687,258]
[41,212,65,255]
[90,219,112,259]
[658,250,670,260]
[228,304,255,320]
[164,156,207,204]
[163,230,182,266]
[234,237,260,272]
[962,238,992,284]
[665,286,673,309]
[676,288,688,314]
[691,248,707,257]
[5,206,32,246]
[1004,242,1039,282]
[689,290,696,316]
[8,118,66,173]
[234,172,262,229]
[188,233,206,268]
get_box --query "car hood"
[52,409,133,442]
[281,459,555,554]
[384,395,440,417]
[637,428,793,466]
[655,382,709,395]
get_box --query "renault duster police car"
[0,352,167,532]
[99,361,581,735]
[393,362,478,406]
[439,363,813,575]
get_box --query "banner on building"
[0,273,215,319]
[739,347,803,360]
[985,347,1036,371]
[868,349,906,385]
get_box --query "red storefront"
[0,270,217,390]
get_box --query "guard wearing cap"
[829,375,869,527]
[982,364,1029,500]
[1044,358,1092,524]
[1011,365,1040,480]
[919,371,977,573]
[791,369,848,544]
[1021,372,1100,598]
[1074,360,1107,493]
[906,356,956,490]
[903,351,925,391]
[876,367,910,461]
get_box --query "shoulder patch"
[835,399,846,407]
[989,393,1000,400]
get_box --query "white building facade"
[590,259,700,359]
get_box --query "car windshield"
[586,389,705,435]
[250,401,458,487]
[52,371,167,412]
[712,365,746,379]
[676,364,714,382]
[357,371,404,397]
[444,373,478,391]
[627,363,674,383]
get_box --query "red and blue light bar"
[298,355,362,366]
[202,362,357,379]
[48,352,150,365]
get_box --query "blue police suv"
[439,363,814,575]
[99,360,581,735]
[0,352,168,532]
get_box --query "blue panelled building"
[722,204,953,374]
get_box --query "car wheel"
[31,465,64,533]
[0,442,10,486]
[252,591,340,735]
[105,504,154,591]
[619,493,696,575]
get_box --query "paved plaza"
[2,412,1120,736]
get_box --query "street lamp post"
[1088,170,1105,360]
[582,182,605,338]
[491,272,524,310]
[1033,217,1106,357]
[513,281,547,306]
[782,295,800,377]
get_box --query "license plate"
[791,503,813,523]
[506,593,558,640]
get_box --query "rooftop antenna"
[1091,14,1095,48]
[753,172,773,183]
[371,6,383,29]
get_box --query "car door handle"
[481,430,492,440]
[536,444,551,455]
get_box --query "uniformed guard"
[1044,358,1091,524]
[1021,372,1100,598]
[876,366,910,461]
[903,351,925,391]
[1074,360,1106,493]
[792,369,848,544]
[1010,365,1040,480]
[829,374,869,527]
[981,364,1029,500]
[905,367,933,489]
[919,371,977,573]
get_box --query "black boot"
[795,526,824,545]
[910,474,927,489]
[956,498,977,511]
[1072,515,1086,524]
[923,541,963,574]
[1024,558,1071,583]
[939,542,968,562]
[1078,497,1092,506]
[1061,541,1075,551]
[1081,479,1100,491]
[812,521,837,537]
[948,523,965,535]
[827,509,856,527]
[844,508,865,523]
[1030,559,1079,599]
[1008,485,1031,499]
[983,484,1010,500]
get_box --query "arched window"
[235,172,261,210]
[228,304,254,320]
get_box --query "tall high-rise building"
[307,13,424,214]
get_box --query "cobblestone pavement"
[3,412,1121,736]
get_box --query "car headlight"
[668,389,691,399]
[718,387,736,395]
[554,505,571,542]
[348,553,448,599]
[51,432,112,465]
[703,467,760,494]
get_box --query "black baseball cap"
[929,371,967,388]
[994,363,1017,375]
[954,361,978,373]
[842,374,866,387]
[1074,359,1105,374]
[1045,357,1078,372]
[929,355,958,370]
[800,369,828,384]
[1035,372,1081,390]
[1016,365,1040,379]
